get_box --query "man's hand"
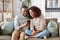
[19,22,30,29]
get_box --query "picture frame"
[45,0,60,12]
[4,0,11,12]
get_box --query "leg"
[34,30,49,38]
[25,29,32,36]
[25,29,32,39]
[11,30,20,40]
[19,31,25,40]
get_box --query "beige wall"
[31,0,60,22]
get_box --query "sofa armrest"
[0,22,4,27]
[58,23,60,37]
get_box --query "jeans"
[25,29,49,38]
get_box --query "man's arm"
[14,16,20,30]
[19,20,30,29]
[14,15,30,30]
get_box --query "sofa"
[28,18,60,40]
[0,18,60,40]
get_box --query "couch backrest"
[45,18,57,25]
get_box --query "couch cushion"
[1,22,14,35]
[28,37,60,40]
[47,20,58,37]
[45,18,59,37]
[47,20,58,33]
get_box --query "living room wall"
[31,0,60,22]
[13,0,20,17]
[13,0,60,22]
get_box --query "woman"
[25,6,49,39]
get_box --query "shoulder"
[40,15,44,18]
[35,15,45,20]
[39,15,46,22]
[15,14,21,20]
[15,14,23,18]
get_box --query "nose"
[25,12,27,14]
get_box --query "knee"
[44,30,49,33]
[43,30,50,36]
[12,30,19,36]
[25,29,32,35]
[20,32,25,36]
[19,32,25,40]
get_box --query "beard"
[22,13,28,17]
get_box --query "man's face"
[22,8,28,16]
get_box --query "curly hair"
[29,6,41,18]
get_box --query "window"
[45,0,60,12]
[0,0,13,21]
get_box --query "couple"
[11,5,49,40]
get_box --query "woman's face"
[29,10,35,18]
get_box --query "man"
[11,5,30,40]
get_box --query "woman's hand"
[32,29,40,36]
[30,30,36,38]
[29,29,40,38]
[32,30,36,36]
[29,30,36,38]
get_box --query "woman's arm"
[32,30,40,36]
[32,15,46,36]
[38,15,46,31]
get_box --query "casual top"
[14,14,29,30]
[30,15,46,31]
